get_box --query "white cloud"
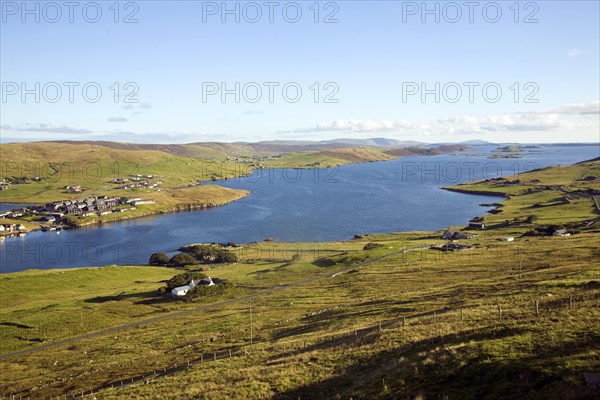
[1,123,93,135]
[279,101,599,139]
[278,119,431,135]
[565,49,583,57]
[107,116,128,122]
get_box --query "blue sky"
[1,0,599,143]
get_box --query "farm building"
[171,279,197,297]
[442,230,473,240]
[468,221,486,230]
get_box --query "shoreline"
[0,147,471,233]
[440,187,509,198]
[0,189,250,235]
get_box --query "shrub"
[164,271,208,291]
[168,253,197,267]
[363,242,384,250]
[182,245,238,264]
[187,281,234,299]
[149,252,169,266]
[215,251,238,264]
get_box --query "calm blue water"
[0,145,597,272]
[0,203,31,212]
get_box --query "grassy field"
[0,143,399,204]
[0,142,251,204]
[0,160,598,399]
[262,148,395,168]
[445,160,600,226]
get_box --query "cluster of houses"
[39,196,156,219]
[0,197,156,228]
[111,174,162,190]
[0,223,26,233]
[171,277,221,297]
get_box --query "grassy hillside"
[0,142,250,204]
[263,148,395,168]
[1,141,469,204]
[445,159,600,226]
[0,160,598,399]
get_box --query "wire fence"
[2,289,597,399]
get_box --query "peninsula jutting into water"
[2,0,599,397]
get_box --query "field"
[0,160,598,399]
[445,159,600,226]
[0,142,251,204]
[262,148,395,168]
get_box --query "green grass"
[0,142,252,204]
[0,160,598,399]
[446,160,600,226]
[263,148,395,168]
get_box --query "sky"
[1,0,599,144]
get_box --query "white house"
[500,237,514,242]
[171,279,197,297]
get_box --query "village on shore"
[0,173,161,237]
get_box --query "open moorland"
[0,159,598,399]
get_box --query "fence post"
[569,295,573,309]
[229,349,232,358]
[535,300,539,316]
[460,308,464,321]
[214,352,217,361]
[403,316,407,327]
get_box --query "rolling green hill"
[0,160,598,399]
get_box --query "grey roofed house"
[442,230,473,240]
[468,221,486,229]
[552,229,571,237]
[199,277,215,286]
[65,204,78,214]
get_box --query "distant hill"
[458,139,495,146]
[323,138,426,148]
[386,144,470,157]
[240,138,426,151]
